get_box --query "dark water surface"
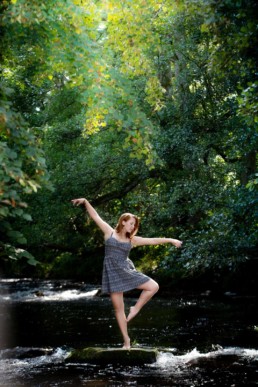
[0,278,258,386]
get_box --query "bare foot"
[122,337,130,349]
[126,306,139,322]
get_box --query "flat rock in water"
[67,347,158,365]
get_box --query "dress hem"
[101,277,150,294]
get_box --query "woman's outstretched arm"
[131,236,183,248]
[71,198,113,239]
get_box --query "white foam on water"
[0,286,100,302]
[41,288,99,301]
[156,346,258,368]
[0,347,69,381]
[0,279,21,283]
[240,347,258,359]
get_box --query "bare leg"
[110,292,130,349]
[127,279,159,322]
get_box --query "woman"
[71,198,182,349]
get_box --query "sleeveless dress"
[101,234,150,293]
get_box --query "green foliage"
[1,0,257,281]
[0,0,100,264]
[0,82,50,263]
[48,252,82,279]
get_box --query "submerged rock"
[67,347,158,365]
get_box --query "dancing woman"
[72,198,182,349]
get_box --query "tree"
[0,0,100,264]
[98,0,258,272]
[1,0,257,282]
[0,81,50,264]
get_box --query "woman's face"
[122,217,136,234]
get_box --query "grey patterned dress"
[101,234,150,293]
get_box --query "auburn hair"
[115,213,140,239]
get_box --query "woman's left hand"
[172,239,183,248]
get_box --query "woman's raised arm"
[71,198,113,239]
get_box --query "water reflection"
[0,278,258,386]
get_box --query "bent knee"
[148,279,159,294]
[153,281,159,293]
[138,279,159,293]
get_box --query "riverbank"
[2,254,258,299]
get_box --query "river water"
[0,278,257,386]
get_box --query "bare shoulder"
[104,226,114,241]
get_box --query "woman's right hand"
[71,198,86,206]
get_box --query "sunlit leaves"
[145,77,166,111]
[2,0,167,165]
[2,0,101,84]
[1,0,257,276]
